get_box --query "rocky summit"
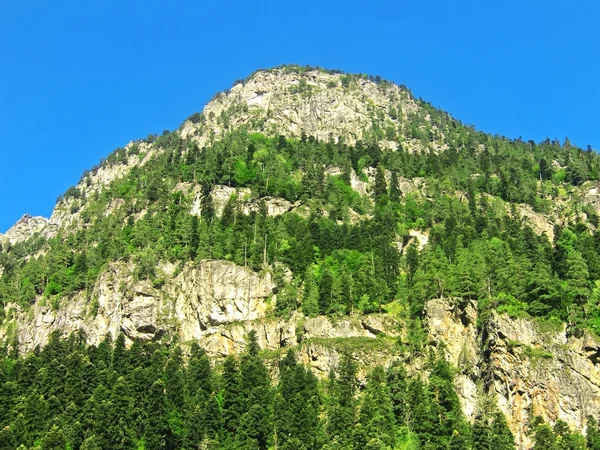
[2,65,600,449]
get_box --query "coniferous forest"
[3,127,600,330]
[5,328,595,450]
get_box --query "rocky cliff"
[426,298,600,448]
[2,257,599,447]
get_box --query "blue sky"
[1,0,598,232]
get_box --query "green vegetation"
[523,346,554,360]
[3,112,600,332]
[0,330,522,449]
[2,66,600,447]
[529,416,589,449]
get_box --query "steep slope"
[2,65,600,448]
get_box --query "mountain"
[2,65,600,449]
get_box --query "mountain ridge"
[3,65,600,448]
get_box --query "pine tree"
[422,358,471,448]
[455,246,479,300]
[318,268,335,314]
[106,377,135,450]
[472,415,492,450]
[221,194,237,228]
[201,182,215,222]
[532,420,556,450]
[354,366,396,449]
[389,170,402,203]
[325,353,357,447]
[111,333,128,377]
[164,347,185,449]
[405,245,419,283]
[373,164,387,201]
[143,380,168,450]
[490,411,515,450]
[553,420,584,450]
[302,267,320,317]
[275,350,321,450]
[221,356,243,436]
[190,215,200,259]
[587,416,600,450]
[386,361,408,426]
[566,249,591,307]
[238,331,273,450]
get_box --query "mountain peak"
[0,214,51,245]
[180,66,424,151]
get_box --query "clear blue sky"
[1,0,598,232]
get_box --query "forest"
[2,124,600,332]
[1,329,595,450]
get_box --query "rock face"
[2,257,600,448]
[425,298,600,449]
[2,259,399,360]
[3,260,275,348]
[0,214,54,245]
[187,184,295,219]
[181,69,419,149]
[517,205,556,240]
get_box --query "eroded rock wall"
[2,260,599,449]
[425,298,600,448]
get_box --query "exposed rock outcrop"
[1,259,399,361]
[0,214,54,245]
[425,298,600,449]
[181,69,419,149]
[3,256,600,448]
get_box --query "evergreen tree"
[190,215,200,259]
[587,416,600,450]
[143,379,168,450]
[302,267,320,317]
[490,411,515,450]
[566,249,591,308]
[472,416,492,450]
[386,361,408,426]
[238,331,273,450]
[354,366,396,449]
[275,350,320,450]
[318,268,335,314]
[221,356,242,436]
[532,420,556,450]
[201,182,215,222]
[389,170,402,203]
[325,353,357,447]
[373,164,388,201]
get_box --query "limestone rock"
[171,260,275,341]
[1,214,54,245]
[424,298,600,449]
[408,229,429,250]
[181,69,420,148]
[517,204,555,240]
[584,183,600,214]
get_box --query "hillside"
[2,65,600,449]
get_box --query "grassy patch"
[303,335,395,353]
[535,317,564,334]
[507,340,523,350]
[523,346,553,360]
